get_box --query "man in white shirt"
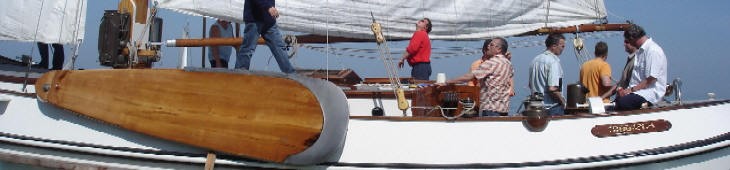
[616,24,667,110]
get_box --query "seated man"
[580,41,615,103]
[615,24,668,110]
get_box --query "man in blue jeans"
[236,0,295,74]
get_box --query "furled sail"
[0,0,87,44]
[156,0,606,40]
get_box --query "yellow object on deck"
[396,88,409,113]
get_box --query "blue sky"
[1,0,728,102]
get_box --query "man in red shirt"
[398,18,432,80]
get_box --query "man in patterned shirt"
[441,38,514,116]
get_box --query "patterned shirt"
[473,55,513,113]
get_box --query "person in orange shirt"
[579,41,616,102]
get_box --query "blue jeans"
[209,60,229,68]
[480,110,505,117]
[411,62,431,80]
[615,93,651,111]
[236,22,295,73]
[547,105,564,116]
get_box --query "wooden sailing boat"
[0,0,728,169]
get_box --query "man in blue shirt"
[529,33,567,116]
[236,0,295,73]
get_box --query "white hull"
[0,72,728,169]
[339,103,730,169]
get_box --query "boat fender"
[282,75,349,165]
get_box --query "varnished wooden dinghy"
[33,68,349,165]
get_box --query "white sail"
[156,0,606,40]
[0,0,87,44]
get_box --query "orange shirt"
[579,58,612,102]
[468,59,484,86]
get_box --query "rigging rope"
[326,0,330,81]
[67,0,86,70]
[28,0,47,65]
[370,12,409,115]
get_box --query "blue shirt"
[529,50,564,105]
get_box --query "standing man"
[442,38,513,116]
[35,43,64,70]
[467,40,514,97]
[209,19,234,68]
[616,24,667,110]
[529,33,566,116]
[398,18,432,80]
[236,0,296,73]
[580,41,615,102]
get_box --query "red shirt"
[405,30,431,66]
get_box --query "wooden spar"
[517,23,631,36]
[166,23,630,47]
[166,35,389,47]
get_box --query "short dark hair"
[482,39,493,53]
[624,24,646,41]
[545,33,565,48]
[494,37,508,54]
[423,18,432,33]
[594,41,608,57]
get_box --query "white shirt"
[629,38,667,104]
